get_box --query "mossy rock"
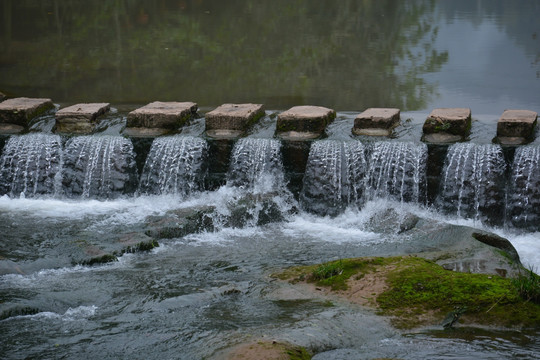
[276,256,540,330]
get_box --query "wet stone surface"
[55,103,110,134]
[352,107,400,136]
[205,103,265,138]
[126,101,198,130]
[422,108,472,143]
[276,105,336,140]
[496,109,538,144]
[0,97,54,127]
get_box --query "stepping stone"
[352,108,400,136]
[422,108,471,143]
[276,105,336,140]
[55,102,110,134]
[125,101,198,135]
[495,109,537,145]
[0,97,54,128]
[205,103,265,138]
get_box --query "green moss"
[511,267,540,304]
[276,120,296,133]
[276,256,540,329]
[121,239,159,254]
[312,258,386,290]
[376,257,540,329]
[81,254,118,266]
[286,346,312,360]
[275,257,387,291]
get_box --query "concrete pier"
[124,101,198,137]
[495,109,538,145]
[276,105,335,140]
[352,108,400,136]
[0,97,54,134]
[55,103,110,134]
[422,108,472,143]
[205,103,265,139]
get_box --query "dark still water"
[1,0,539,114]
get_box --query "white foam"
[282,210,380,244]
[0,256,134,286]
[23,305,98,321]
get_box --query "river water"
[1,1,540,359]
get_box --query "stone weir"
[0,97,539,229]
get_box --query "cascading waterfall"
[223,138,293,227]
[0,133,63,197]
[62,135,137,198]
[507,144,540,231]
[364,141,427,204]
[300,140,367,216]
[138,135,208,196]
[227,138,285,191]
[437,143,506,224]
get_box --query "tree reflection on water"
[1,0,448,110]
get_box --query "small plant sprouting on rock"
[311,260,344,281]
[512,266,540,304]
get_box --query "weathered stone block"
[126,101,197,130]
[55,102,110,134]
[496,109,537,145]
[205,103,265,138]
[276,105,336,140]
[422,108,471,143]
[352,108,400,136]
[122,127,171,138]
[0,97,54,127]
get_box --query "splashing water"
[227,138,285,192]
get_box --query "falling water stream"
[0,113,539,359]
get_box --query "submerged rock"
[144,206,215,239]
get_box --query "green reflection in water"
[0,0,448,110]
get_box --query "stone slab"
[0,97,54,126]
[495,136,529,146]
[0,123,25,135]
[127,101,197,130]
[122,127,171,138]
[496,109,537,140]
[205,103,265,136]
[276,105,335,139]
[422,132,463,144]
[55,103,110,134]
[353,108,400,136]
[423,108,471,135]
[56,103,110,120]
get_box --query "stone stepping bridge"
[0,97,537,143]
